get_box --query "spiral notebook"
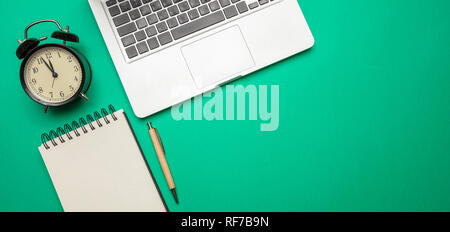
[38,105,167,212]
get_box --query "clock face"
[22,45,83,105]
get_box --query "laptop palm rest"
[181,26,255,89]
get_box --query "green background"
[1,0,449,212]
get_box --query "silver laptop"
[89,0,314,117]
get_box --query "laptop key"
[218,0,230,7]
[198,5,210,16]
[209,1,220,12]
[177,13,189,24]
[248,2,258,9]
[258,0,268,5]
[236,1,248,13]
[125,45,138,58]
[171,10,225,40]
[136,41,149,54]
[109,5,121,17]
[129,9,141,20]
[121,34,136,47]
[223,5,238,19]
[143,0,152,3]
[173,0,182,3]
[117,22,137,36]
[188,0,200,8]
[139,5,152,16]
[156,21,168,32]
[106,0,117,7]
[161,0,173,7]
[147,37,160,50]
[157,9,169,20]
[187,9,199,20]
[158,31,173,45]
[200,0,210,3]
[178,1,190,12]
[113,13,131,27]
[167,17,179,28]
[168,5,180,16]
[136,18,148,29]
[150,1,162,11]
[130,0,143,8]
[146,13,159,25]
[145,25,158,36]
[119,1,132,12]
[135,30,147,41]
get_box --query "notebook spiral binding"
[41,105,118,150]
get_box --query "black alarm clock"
[16,19,92,113]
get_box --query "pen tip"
[171,189,179,204]
[147,122,152,129]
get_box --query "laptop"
[88,0,314,117]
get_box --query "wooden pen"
[147,122,178,204]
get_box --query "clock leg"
[44,106,49,113]
[80,92,88,101]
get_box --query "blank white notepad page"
[38,110,167,212]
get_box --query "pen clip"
[155,128,165,154]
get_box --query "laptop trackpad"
[181,26,255,89]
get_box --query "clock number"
[32,67,38,73]
[31,78,37,85]
[37,57,42,65]
[57,52,61,58]
[49,92,53,98]
[74,76,78,82]
[45,52,52,59]
[60,91,64,97]
[38,87,43,93]
[69,85,75,92]
[67,56,73,63]
[74,66,79,72]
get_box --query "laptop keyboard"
[104,0,273,60]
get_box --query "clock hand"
[41,57,52,72]
[47,58,58,78]
[48,59,56,73]
[40,58,58,78]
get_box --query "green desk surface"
[1,0,449,212]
